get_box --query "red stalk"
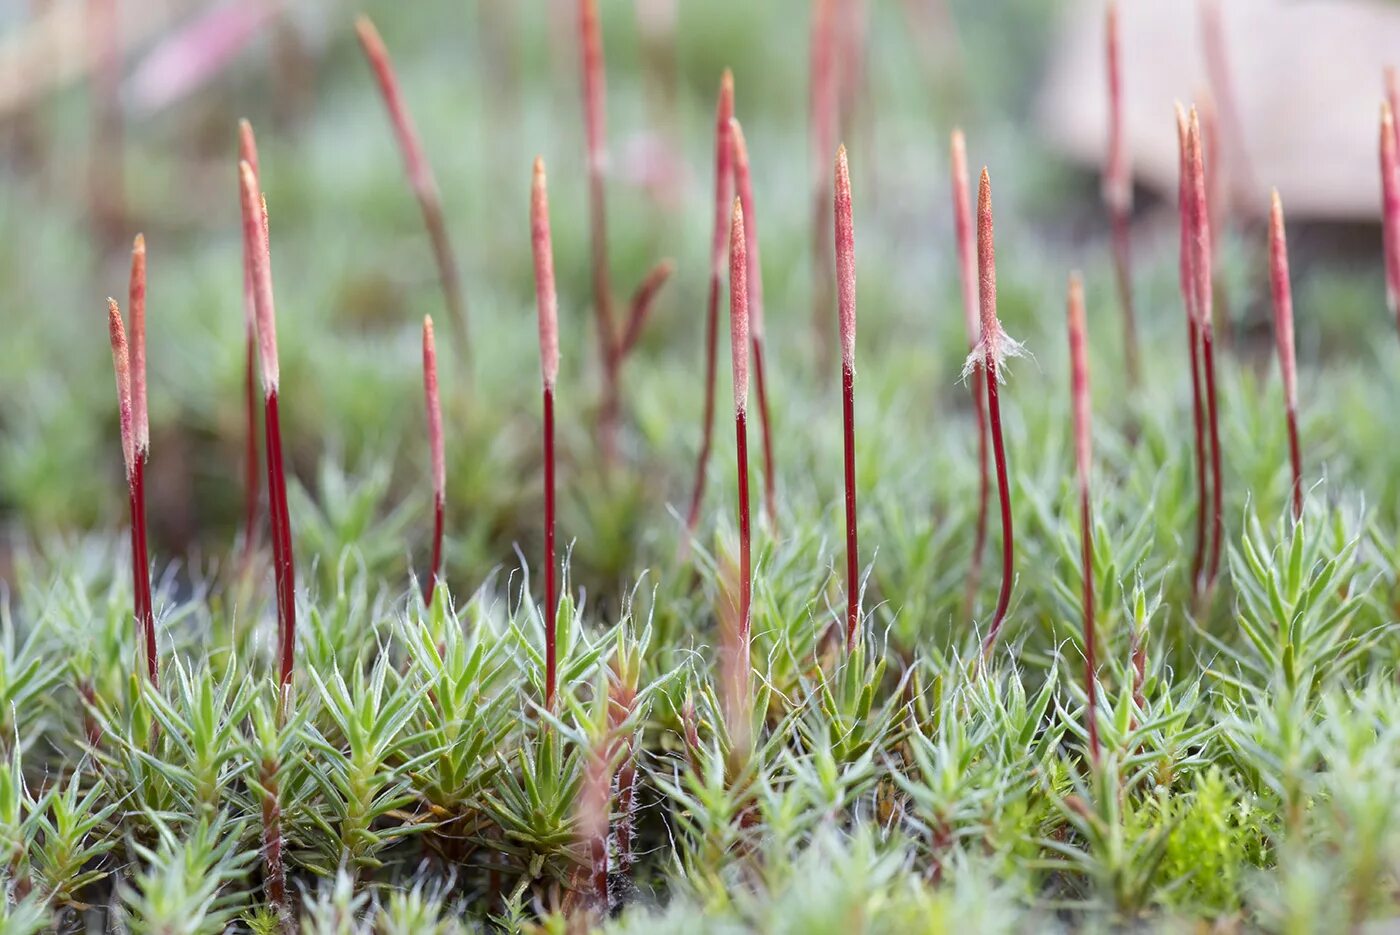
[421,316,445,603]
[1380,103,1400,333]
[834,146,860,652]
[1268,190,1302,521]
[1176,105,1211,596]
[810,0,839,361]
[240,159,296,695]
[578,0,620,459]
[1198,0,1257,206]
[86,0,125,247]
[973,169,1019,662]
[950,129,990,616]
[106,297,156,685]
[1188,108,1225,592]
[355,16,470,361]
[1103,0,1140,386]
[730,197,753,664]
[683,71,735,546]
[730,118,778,532]
[238,120,261,569]
[128,236,156,686]
[531,158,562,710]
[1066,273,1099,765]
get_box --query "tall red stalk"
[1380,103,1400,334]
[1103,0,1139,386]
[240,159,296,695]
[973,169,1019,662]
[950,129,990,615]
[729,197,753,671]
[1176,104,1210,596]
[810,0,839,361]
[355,16,470,362]
[575,0,670,462]
[421,316,445,603]
[730,118,777,532]
[531,157,562,711]
[1268,190,1302,521]
[834,146,860,652]
[127,235,156,685]
[1066,273,1099,764]
[684,71,735,545]
[1198,0,1257,206]
[106,297,156,685]
[238,120,261,569]
[1188,108,1225,593]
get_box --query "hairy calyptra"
[950,129,990,617]
[240,157,296,694]
[1066,273,1099,764]
[421,316,445,603]
[531,157,562,711]
[834,145,861,652]
[355,16,470,361]
[969,168,1022,661]
[1268,190,1302,521]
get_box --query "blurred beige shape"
[1039,0,1400,220]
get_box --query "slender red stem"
[950,130,990,614]
[729,197,752,658]
[684,72,734,545]
[1380,103,1400,332]
[1067,273,1099,765]
[127,234,157,685]
[730,118,778,532]
[238,121,262,568]
[1198,0,1257,205]
[1187,322,1209,591]
[422,316,445,604]
[241,158,296,695]
[131,454,156,685]
[1176,105,1211,594]
[1268,189,1302,521]
[1202,332,1224,588]
[356,16,470,361]
[834,146,860,652]
[543,386,557,709]
[973,168,1016,661]
[531,157,561,710]
[1103,0,1139,386]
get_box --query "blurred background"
[0,0,1393,600]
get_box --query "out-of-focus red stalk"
[421,316,445,603]
[1268,190,1302,521]
[238,120,261,570]
[1386,68,1400,149]
[974,168,1017,662]
[1103,0,1139,386]
[950,129,990,617]
[834,145,860,653]
[87,0,124,247]
[1176,104,1210,597]
[1188,108,1225,593]
[684,72,735,546]
[355,16,470,362]
[730,197,753,668]
[240,159,296,696]
[810,0,839,361]
[1381,103,1400,333]
[1066,273,1099,765]
[106,297,156,685]
[730,118,778,532]
[531,157,562,711]
[1198,0,1256,206]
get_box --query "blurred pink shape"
[126,0,279,115]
